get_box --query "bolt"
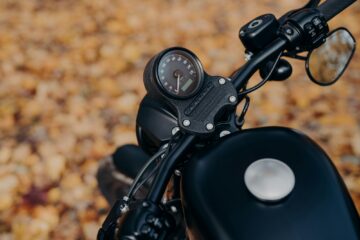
[240,30,245,37]
[245,52,253,61]
[183,119,191,127]
[142,201,149,208]
[170,206,178,213]
[220,130,231,138]
[172,127,180,135]
[285,28,293,35]
[218,78,226,85]
[206,123,214,131]
[174,169,181,176]
[122,196,129,202]
[120,204,129,213]
[229,95,237,103]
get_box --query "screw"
[240,30,245,37]
[229,95,237,103]
[172,127,180,135]
[219,78,226,85]
[245,52,253,61]
[170,206,178,213]
[206,123,214,131]
[285,28,293,35]
[220,130,231,138]
[174,169,181,176]
[122,196,129,202]
[120,204,129,213]
[183,119,191,127]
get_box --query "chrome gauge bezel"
[154,47,204,99]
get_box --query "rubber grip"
[318,0,357,21]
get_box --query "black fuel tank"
[181,127,360,240]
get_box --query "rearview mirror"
[306,28,356,86]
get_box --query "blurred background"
[0,0,359,239]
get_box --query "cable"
[125,132,181,200]
[131,163,161,198]
[126,147,167,200]
[238,52,283,97]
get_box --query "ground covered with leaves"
[0,0,359,239]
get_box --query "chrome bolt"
[183,119,191,127]
[206,123,214,131]
[172,127,180,135]
[219,78,226,85]
[220,130,231,138]
[285,28,293,35]
[170,206,178,213]
[120,204,129,213]
[245,52,253,61]
[174,169,181,176]
[122,196,129,202]
[229,95,237,103]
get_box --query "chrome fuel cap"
[244,158,295,202]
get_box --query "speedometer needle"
[175,75,180,93]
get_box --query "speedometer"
[155,48,204,99]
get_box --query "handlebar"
[232,0,357,91]
[318,0,357,21]
[232,38,287,90]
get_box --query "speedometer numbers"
[156,48,204,99]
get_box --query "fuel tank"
[181,127,360,240]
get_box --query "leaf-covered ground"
[0,0,359,239]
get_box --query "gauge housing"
[143,47,238,135]
[144,47,205,100]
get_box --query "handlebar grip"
[318,0,357,21]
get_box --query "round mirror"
[306,28,356,86]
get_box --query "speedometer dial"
[156,48,204,98]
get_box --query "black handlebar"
[318,0,357,21]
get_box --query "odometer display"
[156,49,204,98]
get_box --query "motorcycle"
[97,0,360,239]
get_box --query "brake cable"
[125,132,181,201]
[238,51,283,97]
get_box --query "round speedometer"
[156,48,204,98]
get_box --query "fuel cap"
[244,158,295,202]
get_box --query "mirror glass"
[306,28,356,86]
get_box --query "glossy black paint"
[259,58,293,81]
[136,95,177,155]
[181,127,360,240]
[239,14,279,54]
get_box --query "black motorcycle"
[97,0,360,239]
